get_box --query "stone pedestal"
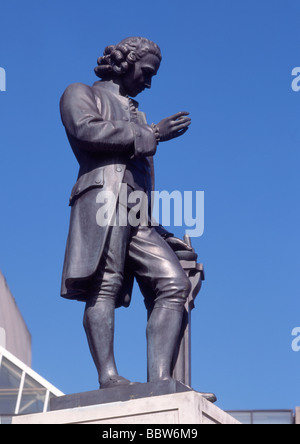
[50,380,194,411]
[12,384,240,424]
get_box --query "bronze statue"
[60,37,213,399]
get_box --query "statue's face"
[120,53,161,98]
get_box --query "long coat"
[60,80,169,306]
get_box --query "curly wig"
[94,37,162,79]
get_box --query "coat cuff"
[131,123,157,158]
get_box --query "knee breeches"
[87,224,191,312]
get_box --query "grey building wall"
[0,271,32,366]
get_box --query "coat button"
[116,167,123,172]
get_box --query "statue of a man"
[60,37,193,389]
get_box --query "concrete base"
[13,391,240,424]
[50,380,194,411]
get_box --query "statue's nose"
[145,78,152,89]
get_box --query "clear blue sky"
[0,0,299,412]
